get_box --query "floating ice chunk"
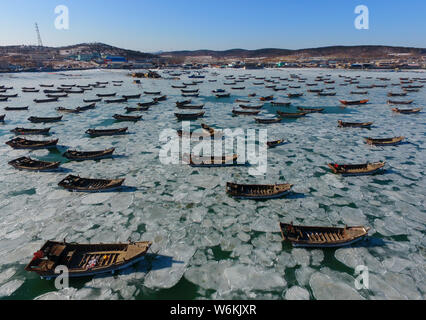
[382,257,413,273]
[250,216,280,233]
[285,286,310,300]
[338,207,368,226]
[0,268,16,285]
[143,244,196,289]
[81,193,112,205]
[0,279,24,298]
[184,260,232,291]
[310,250,324,266]
[309,272,364,300]
[374,216,408,236]
[292,248,310,266]
[237,231,250,242]
[295,266,316,286]
[369,272,422,300]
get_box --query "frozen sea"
[0,68,425,300]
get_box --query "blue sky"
[0,0,425,52]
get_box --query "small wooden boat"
[25,240,152,279]
[297,107,324,113]
[56,107,81,113]
[97,93,116,97]
[5,106,29,111]
[260,95,274,101]
[58,175,125,192]
[122,94,141,99]
[232,109,260,116]
[339,99,369,105]
[307,89,323,93]
[22,89,40,93]
[5,137,58,149]
[34,97,59,103]
[86,128,128,137]
[267,139,286,148]
[215,93,230,98]
[328,161,385,176]
[125,106,150,112]
[350,91,368,95]
[271,101,291,106]
[185,154,238,167]
[40,84,54,88]
[387,92,407,97]
[63,148,115,161]
[248,93,257,97]
[364,136,405,146]
[78,103,96,111]
[144,91,161,95]
[138,100,157,107]
[255,118,282,124]
[391,107,422,114]
[183,93,199,97]
[0,93,18,98]
[176,99,191,107]
[175,112,205,120]
[8,157,60,171]
[47,93,68,98]
[287,93,303,98]
[64,89,84,94]
[240,104,263,110]
[176,104,204,110]
[0,114,5,122]
[273,87,287,91]
[232,87,245,90]
[277,111,307,118]
[43,89,64,94]
[279,222,370,247]
[338,120,373,128]
[226,182,293,199]
[113,114,142,121]
[105,98,127,103]
[387,100,414,105]
[11,127,51,135]
[153,95,167,102]
[172,85,187,89]
[28,116,63,123]
[318,92,336,96]
[181,89,199,93]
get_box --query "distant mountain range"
[160,45,426,60]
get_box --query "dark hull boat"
[122,94,141,99]
[125,106,150,112]
[144,91,161,95]
[271,101,291,106]
[63,148,115,161]
[339,99,369,105]
[11,127,51,135]
[328,161,385,176]
[25,240,152,279]
[277,111,307,118]
[8,157,60,171]
[84,98,102,103]
[259,95,274,101]
[176,104,204,110]
[58,175,125,192]
[105,98,127,103]
[297,107,324,113]
[96,93,116,97]
[387,92,407,97]
[215,93,230,98]
[364,136,405,146]
[56,107,81,114]
[391,107,422,114]
[338,120,373,128]
[185,154,238,167]
[255,118,282,124]
[176,99,192,107]
[34,97,59,103]
[86,128,128,137]
[175,112,205,120]
[267,139,286,148]
[279,223,370,248]
[0,114,5,122]
[28,116,63,123]
[232,109,260,116]
[6,137,58,149]
[113,114,142,121]
[138,100,158,107]
[47,93,68,98]
[387,100,413,105]
[287,93,303,98]
[240,104,263,110]
[153,95,167,102]
[226,182,293,200]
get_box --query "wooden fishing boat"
[391,107,422,114]
[183,93,199,97]
[63,148,115,161]
[34,97,59,103]
[279,222,370,248]
[364,136,405,146]
[5,137,58,149]
[339,99,369,105]
[40,84,54,88]
[181,89,199,93]
[271,101,291,106]
[64,89,84,94]
[287,93,303,98]
[86,127,128,137]
[105,98,127,103]
[0,93,18,98]
[328,161,385,176]
[215,93,230,98]
[232,109,260,116]
[137,100,157,107]
[153,95,167,102]
[273,87,287,91]
[350,91,368,95]
[318,92,336,96]
[235,99,250,103]
[289,85,301,89]
[28,116,63,123]
[8,157,60,171]
[122,94,141,99]
[56,107,80,113]
[232,86,245,90]
[255,118,282,124]
[185,154,238,167]
[4,106,29,111]
[307,89,323,93]
[176,104,204,110]
[387,92,407,97]
[96,93,116,97]
[47,93,68,98]
[176,99,191,107]
[78,103,96,111]
[297,107,324,113]
[387,100,414,105]
[172,85,187,89]
[125,106,150,112]
[43,89,64,94]
[144,91,161,95]
[240,104,263,110]
[22,89,40,93]
[0,114,5,122]
[226,182,293,199]
[113,114,142,121]
[338,120,373,128]
[260,95,274,101]
[175,112,205,120]
[58,175,125,192]
[267,139,286,148]
[277,111,307,118]
[11,127,50,135]
[25,240,152,279]
[248,93,257,97]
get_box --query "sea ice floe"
[0,279,24,298]
[309,271,364,300]
[284,286,310,300]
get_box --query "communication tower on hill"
[35,23,43,47]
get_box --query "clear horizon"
[0,0,425,52]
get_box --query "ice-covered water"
[0,68,425,300]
